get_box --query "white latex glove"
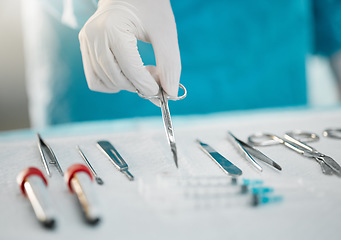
[79,0,181,105]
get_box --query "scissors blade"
[197,139,242,176]
[170,142,178,168]
[285,133,341,175]
[318,155,341,176]
[316,159,334,175]
[159,90,178,168]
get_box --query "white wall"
[0,0,30,131]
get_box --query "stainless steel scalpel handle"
[97,141,134,181]
[197,139,242,176]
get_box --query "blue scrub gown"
[22,0,341,127]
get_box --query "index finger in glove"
[148,5,181,98]
[108,27,160,97]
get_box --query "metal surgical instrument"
[323,128,341,139]
[77,146,104,185]
[248,130,341,176]
[36,133,63,177]
[97,140,134,181]
[227,131,282,172]
[137,84,187,168]
[197,139,242,176]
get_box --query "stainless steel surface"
[36,133,63,177]
[136,84,187,168]
[77,146,104,185]
[97,140,134,181]
[197,139,242,176]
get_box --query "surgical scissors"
[137,84,187,168]
[248,130,341,176]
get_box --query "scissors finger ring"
[285,130,319,143]
[136,83,187,101]
[323,128,341,139]
[248,133,284,146]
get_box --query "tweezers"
[37,133,64,177]
[227,131,282,171]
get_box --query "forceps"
[248,130,341,176]
[37,133,63,177]
[227,131,282,172]
[137,84,187,168]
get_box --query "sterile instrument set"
[16,84,341,229]
[17,127,341,229]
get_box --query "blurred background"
[0,0,29,131]
[0,0,339,132]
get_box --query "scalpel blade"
[197,139,242,176]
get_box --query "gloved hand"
[79,0,181,105]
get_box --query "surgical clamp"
[248,130,341,176]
